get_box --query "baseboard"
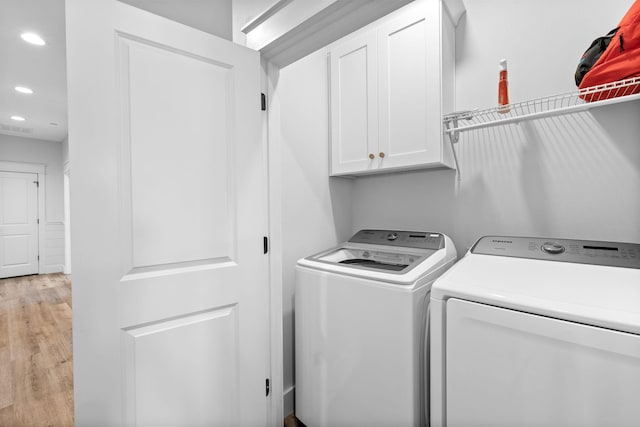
[42,264,65,274]
[284,385,295,417]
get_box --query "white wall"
[276,49,354,415]
[231,0,273,44]
[62,135,69,166]
[351,0,640,254]
[120,0,232,40]
[276,0,640,415]
[0,134,66,272]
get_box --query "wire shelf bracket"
[443,76,640,179]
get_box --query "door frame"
[0,161,46,275]
[63,162,71,274]
[264,59,285,424]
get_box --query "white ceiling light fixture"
[15,86,34,94]
[11,116,26,121]
[20,32,46,46]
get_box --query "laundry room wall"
[275,50,354,414]
[0,134,66,272]
[351,0,640,254]
[275,0,640,414]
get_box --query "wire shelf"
[443,76,640,135]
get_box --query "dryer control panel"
[471,236,640,269]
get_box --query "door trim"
[63,162,71,274]
[265,60,285,424]
[0,161,46,275]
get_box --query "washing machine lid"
[432,236,640,334]
[298,230,456,286]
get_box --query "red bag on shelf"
[577,0,640,101]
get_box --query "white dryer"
[295,229,457,427]
[430,236,640,427]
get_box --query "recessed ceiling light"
[21,32,46,46]
[11,116,26,121]
[15,86,34,94]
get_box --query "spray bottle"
[498,59,510,113]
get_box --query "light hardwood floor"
[0,274,301,426]
[0,273,73,426]
[284,413,302,427]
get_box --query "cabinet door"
[329,32,379,176]
[377,6,442,170]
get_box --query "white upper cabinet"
[329,0,464,176]
[329,32,379,175]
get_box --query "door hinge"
[263,236,269,254]
[33,180,39,187]
[37,255,40,261]
[265,378,270,396]
[261,93,266,111]
[37,218,40,224]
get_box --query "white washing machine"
[430,236,640,427]
[295,229,457,427]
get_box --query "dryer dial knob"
[387,232,399,241]
[542,242,565,255]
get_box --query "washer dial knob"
[386,232,399,241]
[542,241,565,255]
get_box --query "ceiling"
[0,0,68,142]
[1,0,405,144]
[0,0,230,144]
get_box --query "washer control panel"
[471,236,640,269]
[349,229,444,250]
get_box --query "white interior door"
[0,171,39,278]
[66,1,269,425]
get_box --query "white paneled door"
[0,171,39,278]
[66,1,269,426]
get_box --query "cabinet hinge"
[38,255,40,261]
[261,93,267,111]
[37,218,40,224]
[33,180,39,187]
[265,378,270,396]
[263,236,269,254]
